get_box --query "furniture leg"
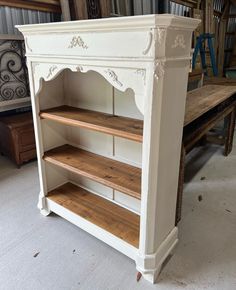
[175,144,186,225]
[224,108,236,156]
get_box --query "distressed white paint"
[17,14,200,283]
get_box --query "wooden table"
[176,85,236,224]
[204,77,236,86]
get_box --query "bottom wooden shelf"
[47,182,140,248]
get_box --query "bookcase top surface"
[16,14,200,35]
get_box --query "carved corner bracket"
[156,27,166,45]
[154,60,165,79]
[46,65,58,79]
[104,69,123,87]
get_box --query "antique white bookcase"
[17,15,199,283]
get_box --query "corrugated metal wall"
[225,5,236,67]
[110,0,169,16]
[0,6,60,35]
[214,0,225,12]
[170,1,190,16]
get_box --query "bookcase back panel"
[44,161,141,213]
[69,173,141,214]
[114,190,141,213]
[67,127,114,157]
[40,70,142,212]
[39,70,143,165]
[42,120,67,152]
[69,173,114,200]
[38,72,65,110]
[45,163,69,192]
[114,137,142,168]
[114,88,143,120]
[65,70,113,113]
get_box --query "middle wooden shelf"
[44,144,142,199]
[40,105,143,142]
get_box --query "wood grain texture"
[71,0,88,20]
[44,144,141,199]
[40,106,143,142]
[99,0,110,17]
[204,77,236,86]
[47,182,140,247]
[224,108,236,156]
[184,85,236,126]
[59,0,71,21]
[184,103,236,152]
[0,0,61,13]
[0,112,36,167]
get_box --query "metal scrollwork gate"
[0,39,30,102]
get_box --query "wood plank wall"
[0,0,61,13]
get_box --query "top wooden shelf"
[40,106,143,143]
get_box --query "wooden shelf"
[40,106,143,142]
[47,182,140,247]
[44,144,141,199]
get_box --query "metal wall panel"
[170,1,190,16]
[110,0,169,16]
[0,6,60,35]
[225,5,236,67]
[213,0,224,13]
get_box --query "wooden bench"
[176,85,236,224]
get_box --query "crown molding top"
[16,14,200,35]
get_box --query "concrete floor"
[0,135,236,290]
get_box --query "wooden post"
[71,0,88,20]
[99,0,110,17]
[218,0,230,76]
[60,0,71,21]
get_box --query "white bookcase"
[17,14,199,283]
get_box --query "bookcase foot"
[40,208,51,217]
[136,227,178,283]
[37,192,51,216]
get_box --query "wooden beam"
[60,0,71,21]
[71,0,88,20]
[204,0,214,33]
[0,0,61,13]
[171,0,197,8]
[217,0,230,76]
[99,0,110,18]
[214,10,222,17]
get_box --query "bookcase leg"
[136,227,178,283]
[37,192,51,216]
